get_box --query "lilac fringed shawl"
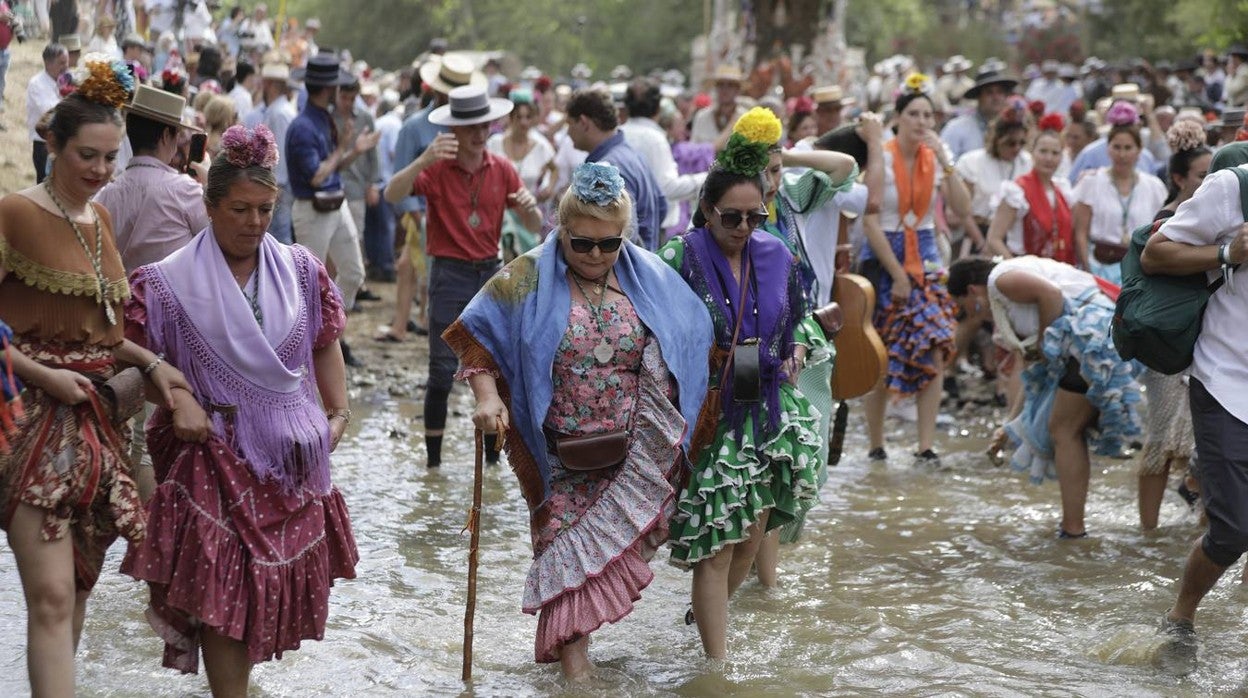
[138,229,332,494]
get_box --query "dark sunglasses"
[567,235,625,254]
[714,206,769,230]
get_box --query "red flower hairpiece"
[1028,100,1046,117]
[1038,113,1065,132]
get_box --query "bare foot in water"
[559,636,594,682]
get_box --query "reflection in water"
[1,392,1242,696]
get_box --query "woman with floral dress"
[659,114,827,660]
[445,162,712,681]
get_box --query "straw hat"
[419,54,487,95]
[708,64,746,85]
[260,62,291,82]
[942,55,973,74]
[124,84,202,132]
[428,85,513,126]
[1111,83,1141,102]
[811,84,855,108]
[60,34,82,52]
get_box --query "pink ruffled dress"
[120,261,358,673]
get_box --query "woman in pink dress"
[121,125,358,696]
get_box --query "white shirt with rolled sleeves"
[621,116,706,229]
[1157,165,1248,422]
[26,70,58,142]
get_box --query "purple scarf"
[142,229,331,494]
[682,227,801,438]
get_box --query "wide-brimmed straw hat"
[428,85,513,126]
[60,34,82,52]
[419,54,487,95]
[942,55,973,73]
[260,62,290,82]
[1111,82,1141,102]
[125,84,202,132]
[291,52,353,87]
[964,69,1019,99]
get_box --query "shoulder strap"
[718,254,752,386]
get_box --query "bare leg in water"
[1050,388,1097,536]
[558,635,592,681]
[202,627,252,698]
[693,512,770,659]
[9,502,80,698]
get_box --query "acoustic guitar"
[829,213,888,400]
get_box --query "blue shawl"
[454,235,713,500]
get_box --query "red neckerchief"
[1017,170,1074,264]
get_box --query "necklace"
[461,166,488,229]
[43,179,116,326]
[239,267,263,327]
[570,270,614,364]
[1113,171,1137,243]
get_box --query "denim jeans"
[270,184,294,244]
[363,201,396,277]
[0,48,10,105]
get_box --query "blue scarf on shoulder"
[457,235,713,498]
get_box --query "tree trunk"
[752,0,823,65]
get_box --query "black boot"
[341,340,364,368]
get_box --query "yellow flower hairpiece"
[904,72,932,95]
[733,106,783,146]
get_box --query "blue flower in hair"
[112,60,135,94]
[571,162,625,206]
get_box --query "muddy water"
[0,390,1241,697]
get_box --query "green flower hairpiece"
[715,132,771,177]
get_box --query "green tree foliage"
[285,0,703,75]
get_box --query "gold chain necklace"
[570,270,614,364]
[43,179,116,326]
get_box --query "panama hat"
[60,34,82,52]
[260,62,290,82]
[124,84,202,132]
[942,55,973,74]
[419,54,487,95]
[1111,83,1141,102]
[291,52,352,87]
[429,85,513,126]
[708,64,746,85]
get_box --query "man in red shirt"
[386,84,541,468]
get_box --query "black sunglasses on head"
[714,206,769,230]
[567,235,625,253]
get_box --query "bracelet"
[142,353,165,376]
[1220,243,1232,266]
[326,408,352,424]
[941,162,955,175]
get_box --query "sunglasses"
[714,206,769,230]
[567,235,625,254]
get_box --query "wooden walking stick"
[462,417,505,682]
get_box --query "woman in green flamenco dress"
[658,110,841,660]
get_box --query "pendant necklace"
[240,267,263,328]
[462,167,487,229]
[570,270,614,364]
[44,179,116,325]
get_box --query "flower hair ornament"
[571,162,625,206]
[71,53,136,108]
[1037,113,1066,133]
[220,124,280,169]
[903,72,933,96]
[716,106,783,177]
[161,67,186,92]
[1105,100,1140,127]
[1167,119,1207,152]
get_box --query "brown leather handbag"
[92,367,145,424]
[312,189,346,212]
[812,302,843,337]
[548,428,630,471]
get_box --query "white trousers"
[292,199,365,307]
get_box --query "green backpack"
[1112,167,1248,375]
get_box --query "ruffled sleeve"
[780,163,860,214]
[312,260,346,350]
[657,236,685,272]
[992,180,1029,217]
[792,316,834,369]
[124,270,151,350]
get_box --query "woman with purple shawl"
[443,162,713,681]
[120,125,359,695]
[658,129,823,661]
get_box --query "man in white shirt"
[244,61,298,242]
[690,64,747,144]
[237,3,275,56]
[1142,147,1248,676]
[228,60,256,117]
[26,41,66,183]
[620,79,705,235]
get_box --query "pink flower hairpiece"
[220,125,279,169]
[1105,101,1140,127]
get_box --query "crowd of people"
[5,2,1248,694]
